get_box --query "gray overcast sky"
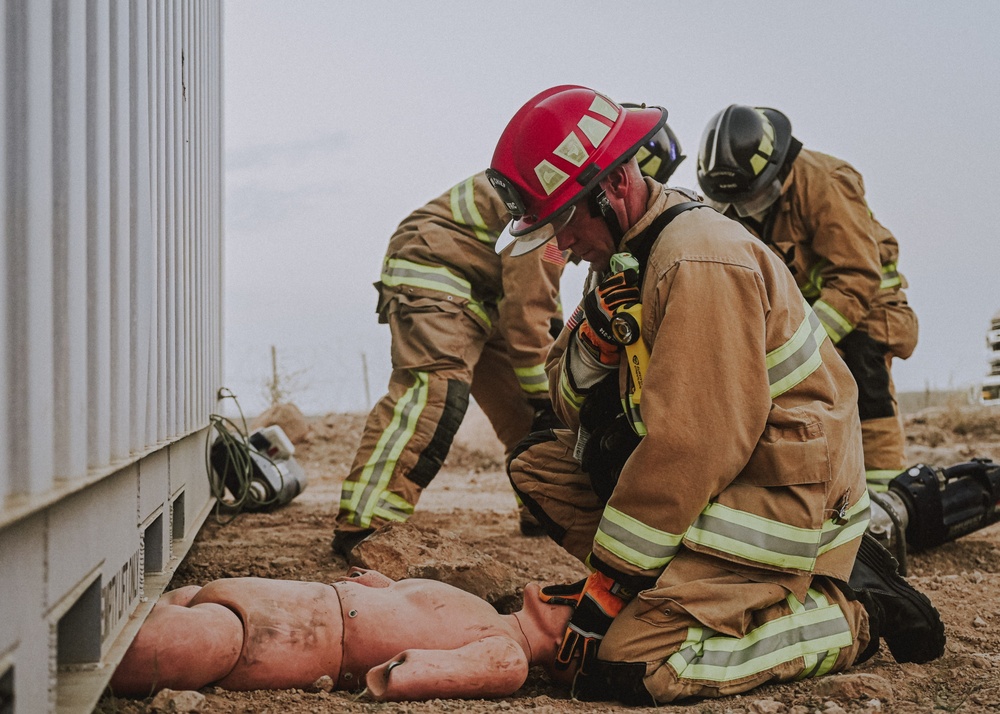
[223,0,1000,415]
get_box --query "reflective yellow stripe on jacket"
[626,300,827,448]
[598,484,869,576]
[381,257,491,326]
[767,303,827,399]
[801,260,901,298]
[449,175,496,244]
[803,261,901,343]
[598,305,869,575]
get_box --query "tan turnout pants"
[336,291,534,534]
[509,429,871,703]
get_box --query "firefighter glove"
[539,577,588,607]
[578,271,640,365]
[555,571,630,674]
[529,397,564,432]
[584,270,640,343]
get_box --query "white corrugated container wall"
[0,1,223,712]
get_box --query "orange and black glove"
[539,577,588,607]
[554,570,631,674]
[577,270,640,366]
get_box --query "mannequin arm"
[365,636,529,702]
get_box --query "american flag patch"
[542,242,567,265]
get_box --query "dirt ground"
[99,404,1000,714]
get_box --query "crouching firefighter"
[489,85,945,704]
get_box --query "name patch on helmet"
[486,169,526,216]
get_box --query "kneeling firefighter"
[491,85,943,705]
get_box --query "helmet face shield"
[732,178,783,218]
[495,203,576,256]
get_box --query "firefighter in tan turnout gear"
[696,105,918,493]
[488,85,943,705]
[332,129,687,557]
[331,171,564,555]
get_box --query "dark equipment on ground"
[871,458,1000,573]
[209,423,308,515]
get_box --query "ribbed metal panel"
[1,0,223,507]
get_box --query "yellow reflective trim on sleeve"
[879,262,901,290]
[595,505,684,572]
[813,299,854,343]
[767,303,826,400]
[558,369,585,412]
[800,261,825,300]
[514,364,549,395]
[449,176,494,244]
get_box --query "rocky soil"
[98,404,1000,714]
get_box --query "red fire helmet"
[488,85,667,255]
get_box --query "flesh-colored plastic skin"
[111,569,573,702]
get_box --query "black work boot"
[331,528,374,559]
[848,533,945,664]
[518,506,546,537]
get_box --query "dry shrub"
[917,405,1000,440]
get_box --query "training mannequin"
[110,569,573,702]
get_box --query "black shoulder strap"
[626,201,713,283]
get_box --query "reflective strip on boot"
[666,588,853,683]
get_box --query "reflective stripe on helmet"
[697,105,793,204]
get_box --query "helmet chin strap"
[587,189,625,247]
